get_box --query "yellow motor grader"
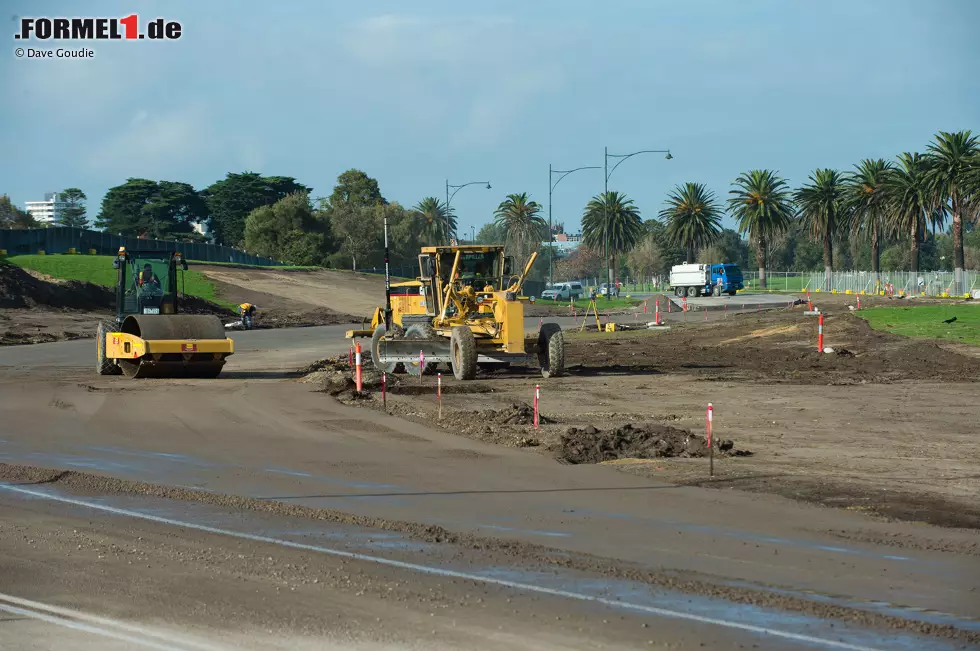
[346,244,565,381]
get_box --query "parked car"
[598,282,620,298]
[540,282,584,301]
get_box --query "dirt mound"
[196,266,378,321]
[0,261,113,310]
[497,401,555,425]
[558,422,751,465]
[300,354,391,398]
[568,311,980,384]
[177,295,236,317]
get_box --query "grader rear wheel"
[538,322,565,378]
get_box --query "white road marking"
[0,593,230,651]
[0,602,189,651]
[1,484,885,651]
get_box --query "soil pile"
[0,261,113,310]
[558,422,751,464]
[177,295,237,318]
[568,311,980,384]
[497,401,555,425]
[300,354,391,397]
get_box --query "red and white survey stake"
[533,384,540,429]
[419,350,425,385]
[381,371,387,411]
[818,313,824,351]
[706,402,714,477]
[655,299,660,324]
[354,342,363,392]
[437,372,442,419]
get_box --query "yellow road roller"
[97,247,234,378]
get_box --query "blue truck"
[668,263,744,297]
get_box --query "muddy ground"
[0,262,361,345]
[304,305,980,530]
[195,266,377,324]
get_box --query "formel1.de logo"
[15,15,182,41]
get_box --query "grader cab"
[347,245,565,380]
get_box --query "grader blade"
[374,337,452,364]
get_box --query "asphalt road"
[0,324,977,650]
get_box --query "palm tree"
[924,130,979,294]
[412,197,455,245]
[659,182,722,263]
[493,192,547,270]
[727,170,795,289]
[845,158,894,276]
[883,153,931,274]
[582,191,644,293]
[794,169,847,291]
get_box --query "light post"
[549,163,601,286]
[446,179,491,245]
[602,147,672,299]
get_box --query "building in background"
[24,192,67,225]
[543,232,582,260]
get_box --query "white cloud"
[84,104,218,178]
[341,14,575,149]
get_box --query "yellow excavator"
[346,240,565,381]
[97,247,234,378]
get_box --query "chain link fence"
[740,270,980,296]
[0,227,286,266]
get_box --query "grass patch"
[7,254,237,310]
[537,296,642,310]
[857,304,980,347]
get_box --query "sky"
[3,0,978,239]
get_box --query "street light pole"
[446,179,491,246]
[549,163,601,287]
[602,147,673,299]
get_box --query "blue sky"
[3,0,977,238]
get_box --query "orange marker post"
[382,371,387,412]
[707,403,714,477]
[818,313,824,351]
[533,385,540,430]
[355,342,363,392]
[437,372,442,420]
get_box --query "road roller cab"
[97,248,235,378]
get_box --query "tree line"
[546,129,980,293]
[3,129,975,291]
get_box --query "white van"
[541,282,584,301]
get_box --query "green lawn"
[743,276,810,292]
[536,296,642,310]
[856,304,980,347]
[7,254,236,309]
